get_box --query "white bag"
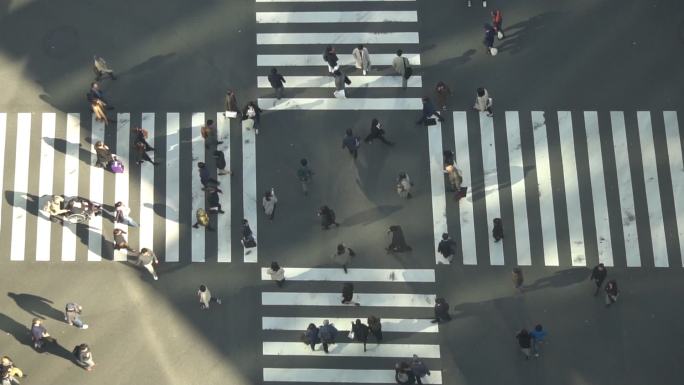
[347,331,354,340]
[242,118,255,131]
[487,97,493,107]
[224,111,238,119]
[497,30,504,40]
[490,47,498,56]
[333,89,346,99]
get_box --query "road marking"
[263,342,440,358]
[256,11,418,23]
[243,118,258,263]
[140,113,155,253]
[584,111,613,266]
[257,53,420,67]
[263,369,443,384]
[532,111,559,266]
[217,113,231,263]
[257,32,420,45]
[36,113,56,261]
[257,75,421,89]
[262,292,435,307]
[113,113,130,262]
[10,113,31,261]
[453,112,476,264]
[61,113,80,262]
[505,112,531,266]
[637,111,667,267]
[480,113,503,265]
[611,111,640,267]
[262,317,438,332]
[165,113,180,262]
[191,113,205,262]
[260,267,435,282]
[258,98,422,110]
[663,111,684,267]
[88,116,105,261]
[0,114,6,234]
[427,120,448,264]
[557,111,586,266]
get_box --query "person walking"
[352,44,371,75]
[387,225,412,253]
[134,141,159,166]
[267,261,286,287]
[351,319,369,352]
[197,284,222,309]
[416,97,444,125]
[342,129,361,159]
[410,354,431,385]
[333,69,351,98]
[605,279,619,307]
[438,233,456,263]
[192,208,214,231]
[214,150,232,175]
[133,126,153,151]
[114,201,138,227]
[530,324,547,357]
[206,186,225,214]
[367,316,383,343]
[138,248,159,280]
[201,120,223,150]
[87,82,112,108]
[241,219,257,252]
[113,228,136,253]
[1,356,25,385]
[492,9,504,39]
[318,205,340,230]
[224,89,239,117]
[93,55,116,80]
[483,24,496,55]
[444,163,463,193]
[341,283,360,306]
[364,118,394,145]
[474,87,494,116]
[262,188,277,220]
[305,323,320,351]
[512,267,524,293]
[435,81,452,111]
[268,68,286,100]
[391,49,411,89]
[30,318,56,350]
[64,302,89,329]
[590,263,608,296]
[396,172,412,199]
[492,218,504,242]
[90,98,112,125]
[297,158,314,196]
[431,297,451,323]
[395,361,416,384]
[94,141,113,168]
[318,320,338,353]
[198,162,222,192]
[331,243,356,273]
[242,101,262,135]
[323,45,339,74]
[516,329,533,360]
[72,344,95,371]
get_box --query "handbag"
[424,118,437,126]
[403,57,412,79]
[347,331,355,340]
[497,30,504,40]
[344,76,352,85]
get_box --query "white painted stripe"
[532,111,559,266]
[263,369,443,384]
[260,267,435,282]
[611,111,640,267]
[35,113,56,261]
[505,112,531,266]
[140,113,155,252]
[0,114,5,234]
[262,317,438,333]
[191,113,206,262]
[165,113,180,262]
[264,342,440,358]
[257,32,419,45]
[663,112,684,267]
[427,121,448,264]
[637,111,667,267]
[480,113,503,265]
[583,112,613,266]
[113,113,130,262]
[258,98,422,111]
[61,114,80,262]
[216,113,231,263]
[257,75,421,88]
[453,112,476,265]
[262,292,435,307]
[243,118,258,263]
[257,53,421,67]
[557,111,586,266]
[10,113,31,261]
[257,11,417,23]
[257,0,416,2]
[87,116,105,261]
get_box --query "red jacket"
[492,10,503,26]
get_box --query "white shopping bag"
[490,47,498,56]
[333,89,346,99]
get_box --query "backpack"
[108,159,124,173]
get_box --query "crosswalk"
[429,110,684,268]
[261,267,443,384]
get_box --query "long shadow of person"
[0,313,32,347]
[524,267,590,292]
[7,292,64,322]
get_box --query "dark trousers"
[137,151,154,164]
[434,311,451,323]
[322,341,330,353]
[276,278,285,287]
[274,86,284,99]
[593,278,605,295]
[370,329,383,342]
[348,148,358,159]
[364,132,392,145]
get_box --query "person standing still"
[342,129,361,159]
[392,49,411,90]
[352,44,371,75]
[64,303,89,329]
[435,81,452,111]
[590,263,608,296]
[267,261,286,287]
[262,188,277,220]
[605,280,619,307]
[297,158,314,196]
[351,319,369,352]
[268,68,286,100]
[138,248,159,280]
[197,285,222,309]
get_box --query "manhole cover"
[42,26,79,58]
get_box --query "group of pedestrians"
[304,317,383,354]
[395,355,431,384]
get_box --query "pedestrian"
[395,361,416,384]
[492,218,504,242]
[94,141,113,168]
[64,302,89,329]
[87,82,108,105]
[113,202,137,226]
[364,118,394,145]
[323,45,339,74]
[134,141,159,166]
[332,243,356,273]
[30,318,56,350]
[192,208,214,231]
[318,205,340,230]
[318,320,338,353]
[72,344,95,371]
[483,24,496,55]
[241,219,257,252]
[224,89,239,118]
[333,69,351,98]
[437,233,456,263]
[396,172,413,199]
[512,267,524,293]
[492,9,504,39]
[198,162,222,192]
[214,150,232,175]
[516,329,532,360]
[435,81,452,111]
[590,263,608,296]
[341,129,361,159]
[416,96,445,125]
[352,44,371,75]
[474,87,494,116]
[1,356,25,385]
[367,316,383,343]
[341,282,360,306]
[268,68,286,100]
[530,324,547,357]
[297,158,314,196]
[138,248,159,280]
[605,279,619,307]
[242,101,262,135]
[351,319,369,352]
[262,188,277,220]
[431,297,451,323]
[444,164,462,192]
[305,323,320,351]
[197,284,222,309]
[410,354,431,385]
[91,98,111,125]
[113,228,136,253]
[133,126,153,151]
[267,261,286,287]
[206,186,225,215]
[387,225,412,253]
[93,55,116,80]
[391,49,411,90]
[201,120,223,149]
